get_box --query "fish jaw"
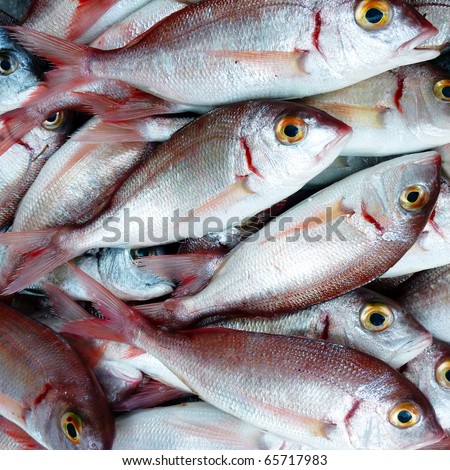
[388,333,433,370]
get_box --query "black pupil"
[369,312,385,327]
[445,369,450,382]
[131,247,153,259]
[0,58,11,71]
[397,410,412,424]
[47,114,58,124]
[442,86,450,98]
[407,191,420,203]
[365,8,384,24]
[284,124,299,138]
[66,422,78,439]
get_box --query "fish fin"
[65,335,108,370]
[135,299,199,329]
[72,119,144,143]
[70,91,126,117]
[0,107,37,156]
[69,0,119,41]
[0,229,77,296]
[43,283,92,322]
[134,252,223,297]
[59,263,149,343]
[102,360,143,386]
[134,302,169,325]
[5,26,94,86]
[207,49,309,76]
[121,345,146,360]
[264,197,355,243]
[194,179,256,218]
[114,377,191,412]
[0,418,43,450]
[0,392,28,430]
[302,100,387,129]
[100,93,182,122]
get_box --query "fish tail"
[0,229,79,295]
[135,298,200,329]
[72,118,144,143]
[5,26,94,84]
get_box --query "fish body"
[143,151,440,326]
[301,63,450,156]
[212,287,431,368]
[11,0,439,106]
[0,417,44,450]
[0,303,114,449]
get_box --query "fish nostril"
[90,442,99,450]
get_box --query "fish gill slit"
[320,314,330,340]
[361,201,384,232]
[240,137,263,178]
[33,383,52,407]
[344,399,361,432]
[394,76,405,114]
[312,11,322,54]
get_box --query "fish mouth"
[390,333,432,369]
[398,26,439,53]
[315,125,352,163]
[412,427,447,450]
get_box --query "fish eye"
[0,51,18,75]
[435,359,450,389]
[130,247,157,259]
[389,402,421,428]
[42,111,66,131]
[433,80,450,102]
[399,185,429,212]
[355,0,393,30]
[359,301,393,332]
[275,115,307,145]
[61,412,82,444]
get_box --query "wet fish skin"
[382,178,450,277]
[10,0,440,106]
[60,269,445,450]
[402,339,450,432]
[211,287,432,369]
[0,113,73,229]
[396,264,450,343]
[25,247,175,301]
[0,303,115,449]
[113,401,304,450]
[147,151,441,327]
[0,417,44,450]
[300,63,450,156]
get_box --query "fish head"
[357,151,441,241]
[321,0,439,76]
[29,381,115,449]
[329,288,431,368]
[403,339,450,432]
[238,101,352,191]
[397,65,450,146]
[344,366,444,448]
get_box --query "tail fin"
[72,119,145,143]
[6,26,95,86]
[0,229,78,295]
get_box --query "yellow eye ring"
[389,402,421,428]
[61,412,82,444]
[435,359,450,389]
[433,80,450,102]
[359,302,394,332]
[399,185,429,212]
[0,51,18,75]
[275,115,307,145]
[355,0,393,30]
[42,111,66,131]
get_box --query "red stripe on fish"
[361,201,384,232]
[394,76,405,113]
[240,137,263,178]
[34,384,52,407]
[312,11,322,53]
[344,399,361,431]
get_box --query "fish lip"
[391,334,432,368]
[316,125,352,163]
[412,428,447,449]
[398,26,439,53]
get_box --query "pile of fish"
[0,0,449,451]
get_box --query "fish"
[0,417,44,450]
[8,0,439,107]
[0,100,351,295]
[135,151,441,328]
[402,338,450,433]
[300,63,450,156]
[396,264,450,343]
[0,112,72,229]
[91,0,204,50]
[209,287,432,369]
[59,264,445,450]
[23,247,175,301]
[0,302,115,449]
[439,143,450,180]
[409,0,450,50]
[382,178,450,277]
[113,401,304,450]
